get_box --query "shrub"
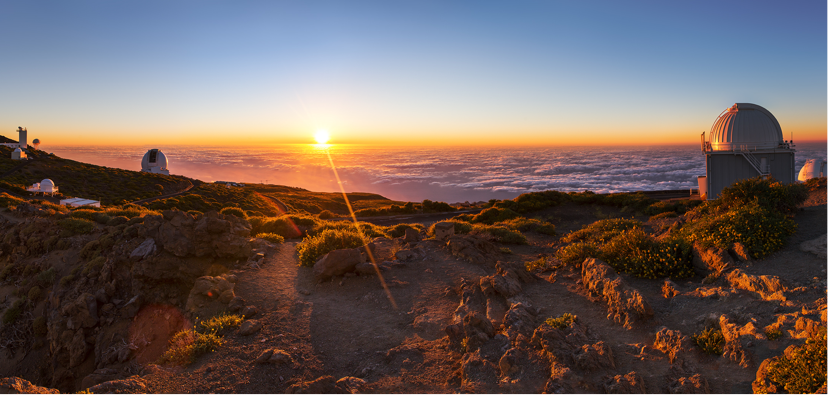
[525,257,550,272]
[600,230,694,279]
[561,218,641,244]
[387,223,424,238]
[679,200,796,259]
[720,176,808,214]
[556,242,599,267]
[317,210,338,219]
[251,216,303,238]
[59,275,75,287]
[0,193,25,208]
[198,313,243,335]
[57,218,95,237]
[498,217,556,235]
[499,247,513,254]
[692,327,724,355]
[545,313,577,329]
[470,224,527,244]
[27,286,42,302]
[756,328,826,394]
[83,256,106,275]
[37,267,56,285]
[2,298,26,325]
[157,330,224,366]
[765,327,783,341]
[421,199,456,213]
[429,219,472,236]
[461,207,521,225]
[257,233,284,244]
[650,211,678,220]
[296,228,366,267]
[80,240,101,260]
[219,207,247,219]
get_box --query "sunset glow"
[314,129,330,145]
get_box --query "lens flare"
[314,129,330,144]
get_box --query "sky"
[1,1,826,147]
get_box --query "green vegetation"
[256,233,285,244]
[499,247,513,254]
[469,224,527,244]
[525,256,551,272]
[679,177,805,259]
[386,223,425,238]
[0,193,25,208]
[2,298,26,325]
[755,328,826,394]
[59,274,75,287]
[57,218,95,237]
[219,206,247,219]
[692,327,724,355]
[148,184,280,216]
[317,209,338,219]
[556,219,693,278]
[32,316,47,337]
[27,286,41,302]
[545,313,577,329]
[198,313,244,335]
[159,313,244,366]
[157,329,224,366]
[765,327,783,341]
[296,228,366,267]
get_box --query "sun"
[314,129,330,144]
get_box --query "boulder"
[572,341,615,371]
[581,258,653,329]
[0,377,59,394]
[603,371,646,393]
[691,242,732,275]
[446,235,498,267]
[499,347,523,376]
[433,222,455,241]
[729,242,751,262]
[80,369,121,390]
[313,248,363,281]
[68,329,89,368]
[228,296,245,312]
[286,375,338,394]
[129,238,156,261]
[355,261,390,275]
[241,305,258,319]
[335,377,366,394]
[719,315,754,368]
[799,234,827,259]
[404,228,421,243]
[725,269,786,301]
[653,327,688,364]
[669,374,710,394]
[239,320,262,335]
[87,377,147,394]
[502,303,536,340]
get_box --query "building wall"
[705,151,794,198]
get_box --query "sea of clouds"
[49,143,826,203]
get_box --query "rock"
[335,376,366,394]
[241,305,258,318]
[729,242,751,262]
[80,369,121,390]
[499,347,523,376]
[800,234,827,259]
[87,377,147,394]
[120,295,142,318]
[433,222,455,241]
[725,269,786,301]
[228,296,245,312]
[531,319,590,358]
[462,312,494,351]
[129,238,156,261]
[254,349,274,364]
[313,248,363,281]
[485,295,509,328]
[669,374,710,394]
[394,248,422,261]
[604,371,646,393]
[239,320,262,335]
[572,341,615,371]
[404,228,421,243]
[0,377,59,393]
[268,349,293,365]
[581,258,653,329]
[691,242,732,275]
[653,327,688,364]
[460,350,499,390]
[446,235,498,267]
[355,261,389,275]
[719,315,753,368]
[218,289,235,304]
[158,222,193,257]
[662,280,680,298]
[68,329,89,368]
[286,375,338,394]
[502,303,536,340]
[356,243,377,260]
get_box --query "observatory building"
[27,179,58,196]
[141,149,170,175]
[3,127,28,152]
[11,148,26,160]
[699,103,795,199]
[798,158,826,182]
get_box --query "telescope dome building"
[141,149,170,175]
[699,103,795,199]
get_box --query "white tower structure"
[18,127,27,150]
[699,103,795,199]
[141,149,170,175]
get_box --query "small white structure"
[59,198,101,208]
[798,159,827,182]
[141,149,170,175]
[11,147,27,160]
[27,179,59,196]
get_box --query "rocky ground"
[0,189,825,394]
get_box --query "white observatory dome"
[798,158,826,182]
[709,103,783,151]
[141,149,169,171]
[40,179,55,192]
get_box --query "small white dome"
[798,159,826,182]
[40,179,54,188]
[709,103,783,151]
[141,149,169,171]
[13,147,22,153]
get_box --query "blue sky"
[1,1,825,145]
